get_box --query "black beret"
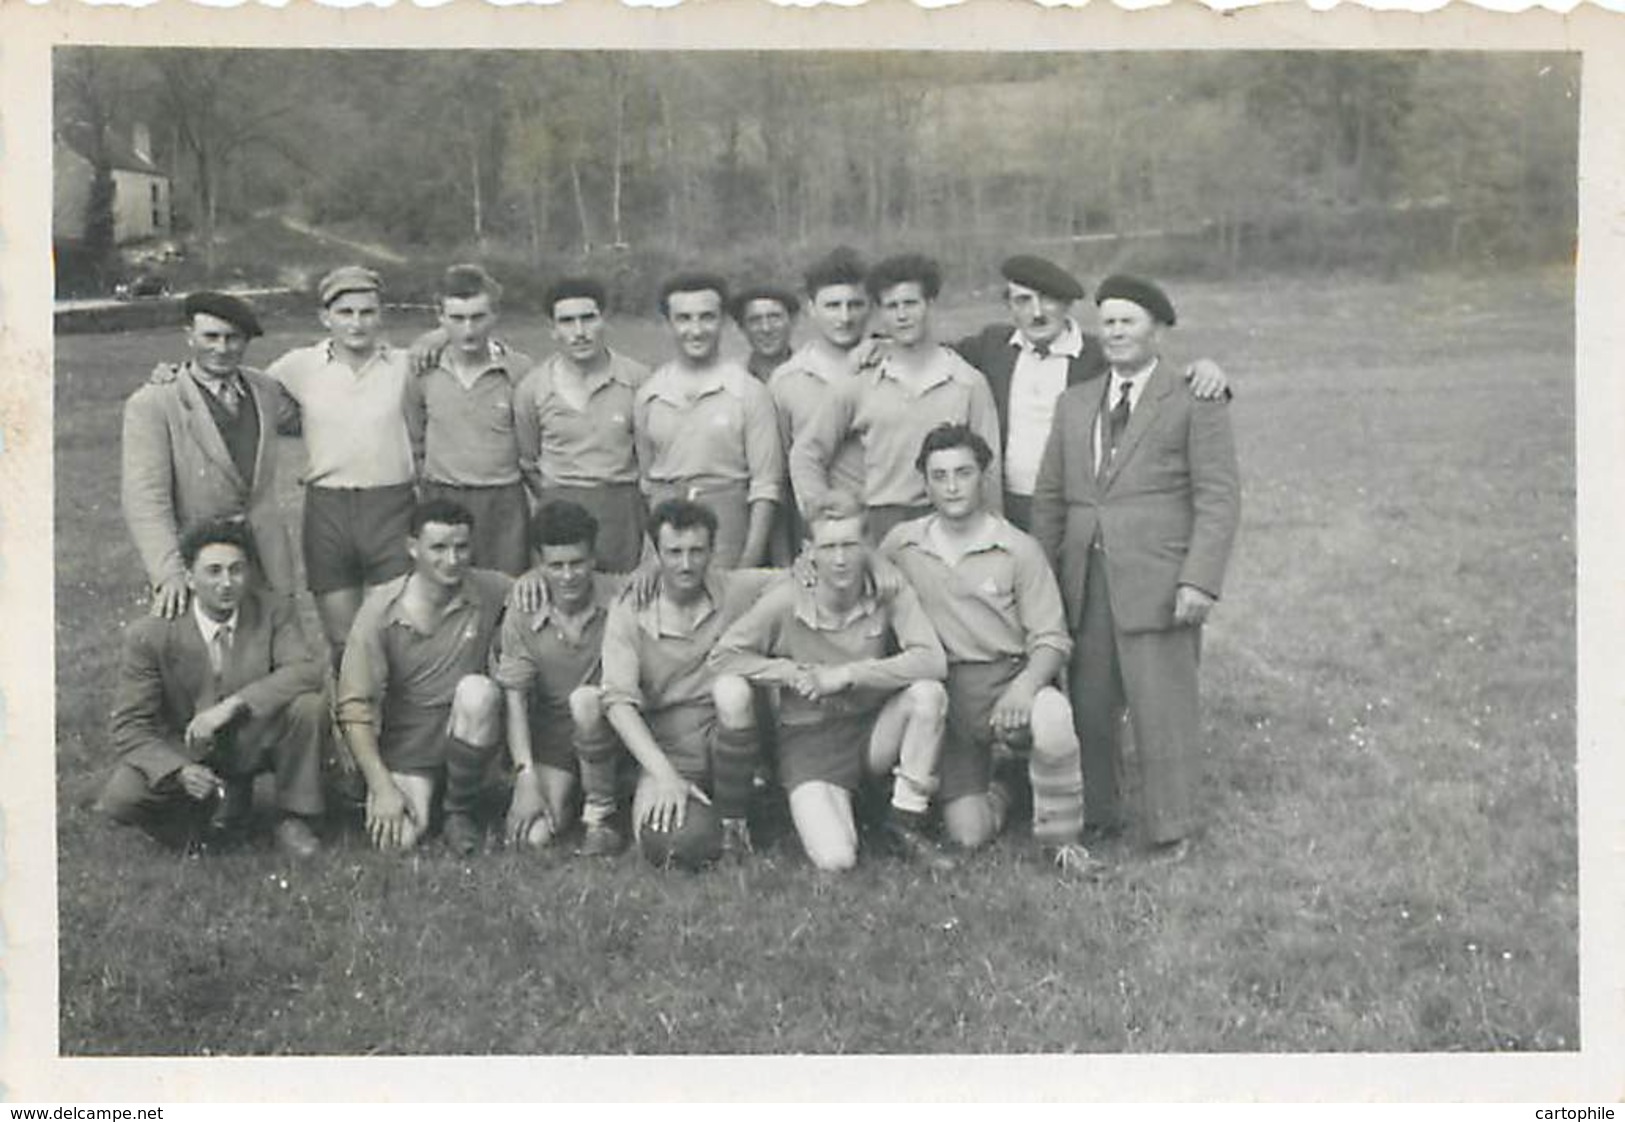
[1000,255,1084,303]
[1094,274,1177,326]
[182,291,263,338]
[729,285,800,324]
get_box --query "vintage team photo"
[50,47,1578,1056]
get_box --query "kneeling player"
[336,500,513,854]
[599,499,781,869]
[881,424,1100,875]
[710,490,953,872]
[493,499,627,853]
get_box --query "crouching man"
[97,518,325,858]
[598,499,781,869]
[710,490,954,872]
[336,500,513,855]
[881,424,1099,875]
[492,499,628,854]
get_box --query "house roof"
[56,121,166,178]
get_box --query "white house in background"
[53,121,172,246]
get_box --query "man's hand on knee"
[365,777,418,850]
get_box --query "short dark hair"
[915,422,993,476]
[545,276,608,319]
[803,246,869,298]
[179,517,257,572]
[532,500,600,552]
[410,498,476,537]
[657,272,730,318]
[439,263,503,308]
[648,498,718,549]
[728,285,800,326]
[866,253,942,303]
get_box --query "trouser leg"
[1071,555,1127,832]
[251,692,328,818]
[1117,626,1203,845]
[95,763,196,840]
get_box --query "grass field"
[53,267,1576,1055]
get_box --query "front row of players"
[98,423,1100,875]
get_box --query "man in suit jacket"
[1032,275,1240,862]
[121,291,297,619]
[949,255,1229,532]
[96,518,326,857]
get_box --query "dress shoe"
[1148,837,1191,866]
[275,816,321,860]
[207,779,253,835]
[719,817,754,863]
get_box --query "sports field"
[53,267,1576,1055]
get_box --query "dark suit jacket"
[1031,360,1240,634]
[949,323,1110,447]
[109,588,322,784]
[120,364,298,594]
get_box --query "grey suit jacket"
[120,363,297,593]
[1032,360,1240,634]
[108,588,322,783]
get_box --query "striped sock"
[575,726,620,828]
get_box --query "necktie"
[1107,382,1133,455]
[209,623,233,680]
[215,379,241,417]
[1032,342,1051,359]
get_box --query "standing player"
[765,247,872,560]
[336,500,513,855]
[881,424,1098,874]
[262,266,418,673]
[513,276,651,574]
[730,284,799,382]
[710,490,952,872]
[633,273,784,570]
[791,254,1004,546]
[405,264,532,576]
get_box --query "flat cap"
[729,285,800,324]
[318,265,382,307]
[182,291,262,338]
[1095,274,1177,326]
[1001,255,1084,303]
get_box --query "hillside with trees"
[53,48,1578,303]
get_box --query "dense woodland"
[55,49,1579,303]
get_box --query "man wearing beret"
[730,285,800,382]
[1032,275,1240,864]
[122,291,300,619]
[948,255,1230,532]
[262,265,418,674]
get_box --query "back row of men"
[103,250,1240,874]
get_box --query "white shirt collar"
[192,600,239,644]
[1010,318,1085,360]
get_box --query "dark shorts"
[527,696,582,774]
[777,711,873,793]
[421,480,530,576]
[379,702,452,772]
[303,483,415,594]
[646,702,715,787]
[940,658,1025,802]
[537,482,647,574]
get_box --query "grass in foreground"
[53,268,1576,1054]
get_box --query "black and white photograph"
[3,1,1622,1102]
